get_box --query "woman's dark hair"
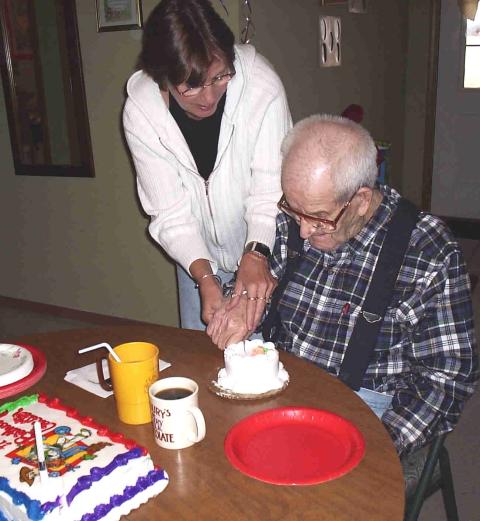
[140,0,235,89]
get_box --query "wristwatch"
[244,241,271,258]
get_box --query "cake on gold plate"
[216,339,289,395]
[0,394,169,521]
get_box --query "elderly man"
[207,114,478,455]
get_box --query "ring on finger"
[247,296,257,301]
[257,296,266,301]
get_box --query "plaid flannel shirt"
[270,184,478,454]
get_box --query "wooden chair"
[402,433,458,521]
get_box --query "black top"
[169,92,226,181]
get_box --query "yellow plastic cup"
[97,341,159,425]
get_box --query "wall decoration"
[240,0,254,44]
[348,0,367,14]
[0,0,95,176]
[96,0,142,32]
[319,16,341,67]
[217,0,254,43]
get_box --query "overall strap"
[262,219,303,342]
[338,198,419,390]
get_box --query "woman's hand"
[228,252,277,331]
[198,276,224,325]
[189,258,224,325]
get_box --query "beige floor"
[0,239,479,520]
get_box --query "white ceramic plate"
[0,344,35,387]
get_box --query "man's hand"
[207,296,252,350]
[227,253,277,331]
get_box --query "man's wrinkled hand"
[207,296,252,350]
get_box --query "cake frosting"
[0,394,168,521]
[217,339,289,394]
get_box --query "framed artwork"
[321,1,367,13]
[348,0,367,14]
[96,0,142,32]
[0,0,95,176]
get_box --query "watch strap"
[244,241,271,258]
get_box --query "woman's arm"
[232,75,292,330]
[123,100,216,273]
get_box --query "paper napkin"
[64,359,172,398]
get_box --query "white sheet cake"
[0,394,169,520]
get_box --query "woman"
[123,0,291,330]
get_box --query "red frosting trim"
[38,394,147,452]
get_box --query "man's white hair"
[281,114,378,202]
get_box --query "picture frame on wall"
[321,0,367,14]
[348,0,367,14]
[96,0,143,32]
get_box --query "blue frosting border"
[0,477,43,520]
[80,469,168,521]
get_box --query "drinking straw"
[33,421,49,483]
[78,342,121,362]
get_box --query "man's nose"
[299,219,317,239]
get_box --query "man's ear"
[355,187,374,217]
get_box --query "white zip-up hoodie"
[123,45,292,273]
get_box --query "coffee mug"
[149,377,206,450]
[96,341,159,425]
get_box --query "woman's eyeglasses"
[277,192,356,232]
[177,71,236,97]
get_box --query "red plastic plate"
[0,344,47,400]
[225,407,365,485]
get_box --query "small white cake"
[217,339,289,395]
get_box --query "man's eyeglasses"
[277,192,356,232]
[177,71,236,97]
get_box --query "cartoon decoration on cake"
[5,422,112,486]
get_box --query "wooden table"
[4,325,405,520]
